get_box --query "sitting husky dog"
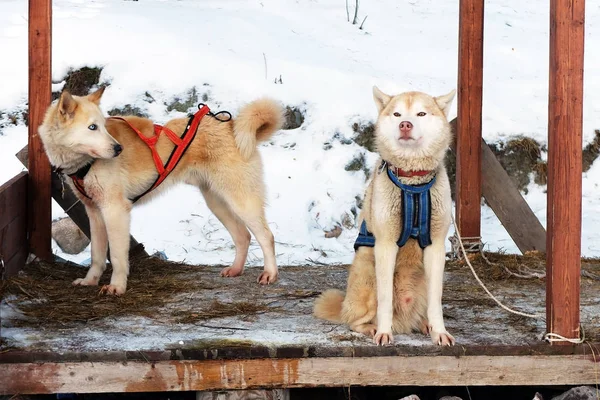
[39,87,283,295]
[314,87,455,346]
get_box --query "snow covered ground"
[1,0,599,266]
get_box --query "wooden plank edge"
[0,355,598,394]
[1,343,598,364]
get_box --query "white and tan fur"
[314,87,456,346]
[39,87,284,295]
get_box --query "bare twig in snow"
[263,53,267,80]
[352,0,359,24]
[359,15,368,30]
[346,0,350,22]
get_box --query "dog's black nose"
[113,144,123,156]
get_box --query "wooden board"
[546,0,585,342]
[0,354,598,394]
[1,260,599,393]
[27,0,53,261]
[456,0,484,241]
[16,146,148,258]
[0,172,28,278]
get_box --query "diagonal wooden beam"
[449,119,546,254]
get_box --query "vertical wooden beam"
[456,0,484,241]
[546,0,585,343]
[28,0,53,260]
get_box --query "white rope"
[451,215,543,319]
[451,214,585,344]
[545,331,585,344]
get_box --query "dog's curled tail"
[234,98,284,160]
[313,289,345,323]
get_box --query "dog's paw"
[419,320,430,335]
[352,323,377,337]
[99,284,126,296]
[257,270,277,285]
[373,332,394,346]
[430,329,455,346]
[221,266,244,278]
[73,277,99,286]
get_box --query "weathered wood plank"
[16,146,148,258]
[27,0,53,260]
[0,172,28,230]
[0,214,27,268]
[2,246,28,279]
[0,355,597,394]
[546,0,585,342]
[0,172,28,278]
[456,0,484,241]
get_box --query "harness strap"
[386,168,435,248]
[65,105,210,202]
[353,165,436,251]
[66,163,93,200]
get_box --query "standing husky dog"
[39,87,283,295]
[314,87,455,346]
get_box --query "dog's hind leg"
[99,201,132,295]
[200,186,251,278]
[73,204,107,287]
[343,249,378,338]
[220,191,277,285]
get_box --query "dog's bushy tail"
[233,98,284,160]
[313,289,345,323]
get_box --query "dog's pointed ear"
[87,86,105,105]
[58,91,77,119]
[373,86,392,113]
[434,89,456,117]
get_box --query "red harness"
[68,105,210,202]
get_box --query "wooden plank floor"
[1,258,599,393]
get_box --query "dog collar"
[53,162,95,200]
[381,160,433,178]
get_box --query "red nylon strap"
[80,107,210,201]
[109,116,168,175]
[70,175,90,199]
[146,105,210,192]
[390,165,433,178]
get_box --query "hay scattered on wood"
[171,301,274,324]
[446,251,600,282]
[0,257,215,327]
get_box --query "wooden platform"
[1,259,599,394]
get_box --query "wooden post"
[546,0,585,342]
[28,0,53,260]
[456,0,484,241]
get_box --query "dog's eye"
[88,124,98,131]
[393,112,401,117]
[417,112,427,117]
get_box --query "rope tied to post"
[450,213,585,344]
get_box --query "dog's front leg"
[73,205,108,287]
[423,235,455,345]
[100,202,131,295]
[374,240,398,345]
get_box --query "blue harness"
[354,166,436,250]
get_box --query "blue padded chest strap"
[353,169,436,251]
